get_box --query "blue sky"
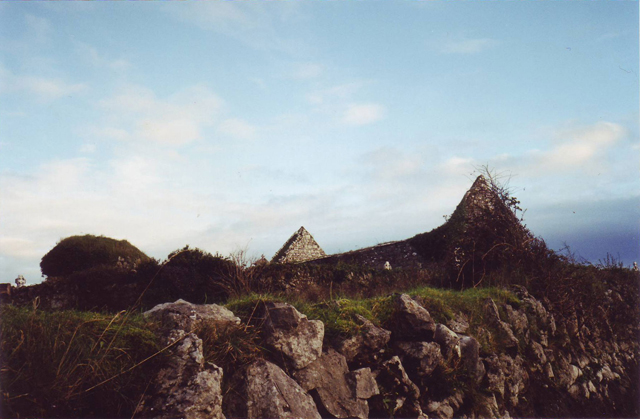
[1,1,638,283]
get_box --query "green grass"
[223,286,520,353]
[0,305,163,418]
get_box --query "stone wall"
[309,240,426,270]
[272,227,327,264]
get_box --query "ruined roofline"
[271,226,307,263]
[308,240,403,262]
[271,226,326,264]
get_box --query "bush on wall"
[40,234,150,278]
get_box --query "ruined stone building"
[271,227,327,264]
[271,176,528,272]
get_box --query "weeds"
[0,305,162,418]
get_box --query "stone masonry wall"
[309,240,427,270]
[272,227,326,264]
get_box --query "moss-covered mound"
[40,235,150,278]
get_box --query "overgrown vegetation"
[410,167,544,290]
[0,305,163,418]
[40,235,150,278]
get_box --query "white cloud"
[533,122,625,172]
[292,63,324,80]
[76,42,132,71]
[218,118,257,140]
[362,147,423,180]
[79,143,97,154]
[307,82,366,106]
[306,81,387,127]
[19,76,86,101]
[166,2,303,53]
[441,156,475,174]
[0,237,42,260]
[0,65,87,102]
[342,103,386,126]
[137,118,201,146]
[437,37,499,55]
[0,151,341,281]
[97,84,224,146]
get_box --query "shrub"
[141,246,239,306]
[0,305,163,418]
[40,235,149,278]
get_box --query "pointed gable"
[271,226,326,264]
[454,175,500,222]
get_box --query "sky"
[0,1,638,284]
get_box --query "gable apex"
[271,226,326,264]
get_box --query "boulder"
[512,286,556,335]
[474,393,501,418]
[434,324,461,359]
[484,354,507,397]
[446,312,470,334]
[294,349,369,419]
[336,315,391,363]
[425,400,454,419]
[347,368,380,400]
[395,341,443,378]
[136,333,225,419]
[426,390,465,419]
[528,341,547,367]
[371,356,425,418]
[261,302,324,369]
[226,359,321,419]
[555,356,581,389]
[144,299,240,337]
[460,336,485,383]
[483,298,519,349]
[390,294,436,341]
[504,304,529,342]
[484,354,528,408]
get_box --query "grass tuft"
[0,305,162,418]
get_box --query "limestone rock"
[226,359,321,419]
[555,356,580,389]
[446,312,470,334]
[136,333,225,419]
[512,286,556,335]
[484,298,519,349]
[391,294,436,341]
[261,302,324,369]
[484,354,528,408]
[505,304,529,342]
[528,340,547,367]
[144,299,240,336]
[426,400,454,419]
[434,324,461,359]
[372,356,424,418]
[475,393,501,418]
[460,336,485,383]
[294,349,369,419]
[336,314,391,363]
[395,341,443,378]
[347,367,380,399]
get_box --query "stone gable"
[456,175,500,223]
[272,227,327,264]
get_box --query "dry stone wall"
[136,287,639,419]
